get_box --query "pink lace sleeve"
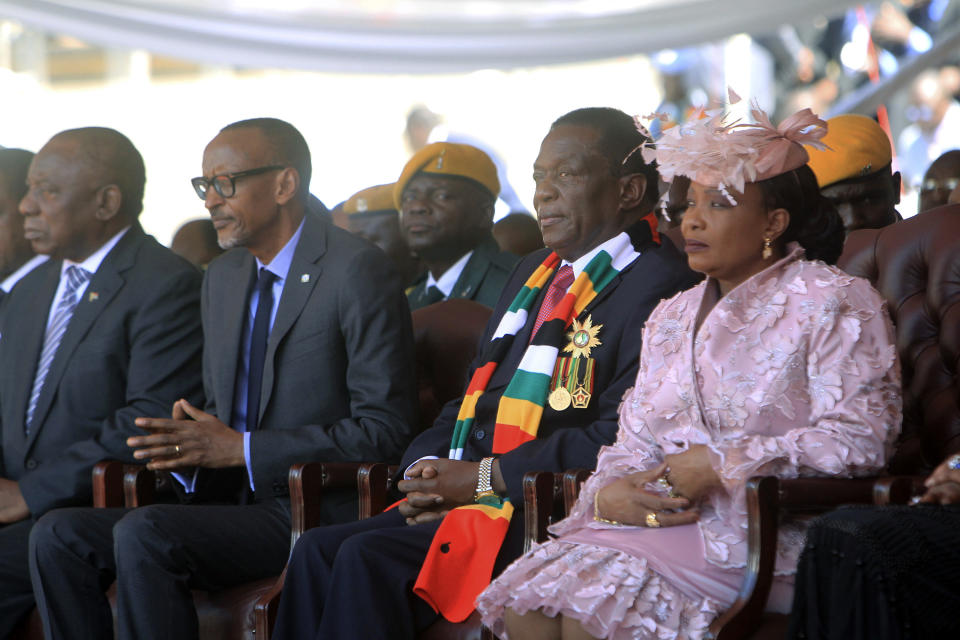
[707,278,902,499]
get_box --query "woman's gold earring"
[762,237,773,260]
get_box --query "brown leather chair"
[523,204,960,640]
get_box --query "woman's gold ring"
[645,512,661,528]
[655,474,678,498]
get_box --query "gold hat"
[393,142,500,209]
[343,183,397,217]
[806,114,893,188]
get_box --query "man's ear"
[766,207,790,241]
[95,184,122,221]
[276,167,300,206]
[891,171,902,205]
[619,173,647,211]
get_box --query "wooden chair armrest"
[708,475,883,640]
[254,567,287,640]
[122,465,155,507]
[522,471,561,552]
[775,476,879,512]
[92,461,126,508]
[358,463,394,519]
[873,475,926,505]
[561,469,592,513]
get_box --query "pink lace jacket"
[551,244,902,574]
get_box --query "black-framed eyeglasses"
[190,165,285,200]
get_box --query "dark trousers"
[0,519,36,639]
[29,501,291,640]
[272,508,442,640]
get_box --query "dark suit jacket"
[195,209,418,509]
[0,224,204,517]
[407,235,519,311]
[400,227,700,510]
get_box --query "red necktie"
[530,264,574,341]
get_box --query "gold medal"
[549,386,572,411]
[571,384,592,409]
[563,315,602,359]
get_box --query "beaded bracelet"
[593,491,622,526]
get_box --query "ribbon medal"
[548,315,601,410]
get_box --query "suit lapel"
[450,238,495,300]
[215,251,255,428]
[25,228,142,448]
[7,262,60,446]
[258,212,326,422]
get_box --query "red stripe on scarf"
[491,423,536,452]
[413,505,513,622]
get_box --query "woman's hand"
[595,463,698,527]
[919,455,960,505]
[664,445,723,502]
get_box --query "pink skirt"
[476,524,794,640]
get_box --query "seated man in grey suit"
[401,142,520,310]
[0,127,204,638]
[0,148,47,304]
[28,117,419,640]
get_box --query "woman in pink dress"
[476,102,903,639]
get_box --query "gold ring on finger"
[174,444,182,456]
[645,512,661,528]
[655,475,678,498]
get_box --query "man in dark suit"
[400,142,519,310]
[28,118,419,640]
[0,148,47,305]
[0,127,204,638]
[271,107,700,640]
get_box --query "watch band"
[474,457,497,502]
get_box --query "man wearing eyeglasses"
[918,149,960,213]
[0,127,204,638]
[28,118,419,640]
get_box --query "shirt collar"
[62,226,130,278]
[1,254,49,293]
[256,217,305,282]
[565,232,630,279]
[425,249,474,298]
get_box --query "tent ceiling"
[0,0,863,73]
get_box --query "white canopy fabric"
[0,0,863,73]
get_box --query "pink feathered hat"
[642,90,828,203]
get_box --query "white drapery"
[0,0,862,73]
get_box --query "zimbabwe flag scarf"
[413,213,657,622]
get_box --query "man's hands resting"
[129,399,244,471]
[396,458,507,525]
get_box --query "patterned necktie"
[530,264,574,340]
[246,268,277,433]
[26,265,90,432]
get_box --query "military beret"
[393,142,500,209]
[806,114,893,188]
[343,183,397,217]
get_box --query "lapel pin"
[300,274,310,283]
[88,292,99,302]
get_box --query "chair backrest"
[838,204,960,473]
[411,299,493,431]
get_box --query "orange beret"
[393,142,500,209]
[806,114,893,188]
[343,183,396,217]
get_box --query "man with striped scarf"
[272,107,700,640]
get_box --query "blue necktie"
[26,265,90,433]
[246,268,276,432]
